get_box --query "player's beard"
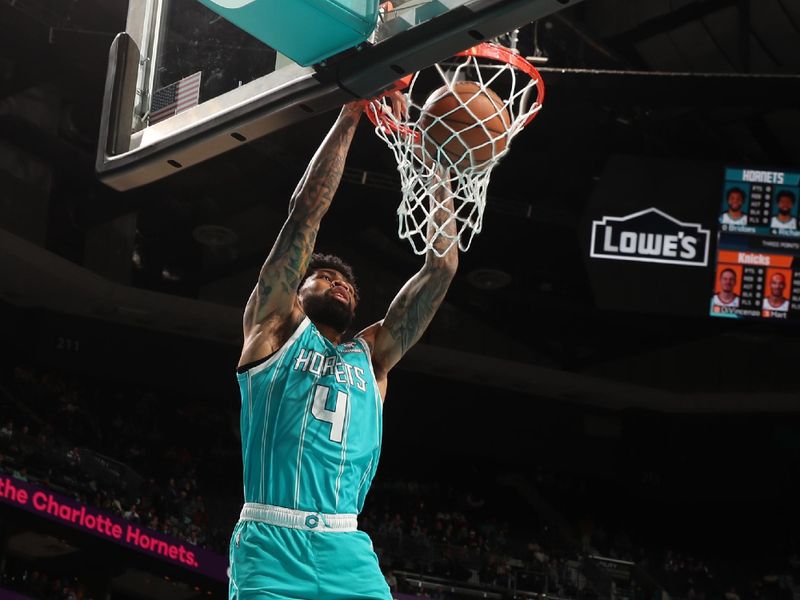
[779,207,792,216]
[303,294,355,333]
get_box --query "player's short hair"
[301,253,360,301]
[720,268,737,279]
[777,190,796,204]
[727,187,745,201]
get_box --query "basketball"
[420,81,512,170]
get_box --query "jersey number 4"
[311,384,348,443]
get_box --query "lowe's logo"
[590,208,710,267]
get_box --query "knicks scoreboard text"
[711,167,800,320]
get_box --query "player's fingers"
[344,99,367,114]
[389,91,407,120]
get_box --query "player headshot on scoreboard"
[720,186,748,226]
[770,190,797,230]
[711,266,741,308]
[762,269,791,312]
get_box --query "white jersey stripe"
[243,371,253,500]
[259,353,284,502]
[355,457,373,498]
[259,319,311,503]
[333,386,352,510]
[246,371,253,421]
[356,337,383,426]
[357,337,383,406]
[294,373,319,508]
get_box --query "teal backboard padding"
[195,0,379,67]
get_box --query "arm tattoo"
[427,171,458,257]
[377,167,458,366]
[383,271,452,355]
[290,111,359,219]
[250,108,360,322]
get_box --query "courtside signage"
[590,207,710,267]
[0,476,227,581]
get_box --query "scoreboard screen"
[711,167,800,321]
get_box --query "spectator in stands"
[123,503,140,522]
[384,569,398,592]
[187,528,200,546]
[66,446,81,466]
[725,585,741,600]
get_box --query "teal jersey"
[236,317,383,515]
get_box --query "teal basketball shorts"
[228,503,392,600]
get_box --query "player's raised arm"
[240,103,363,361]
[361,172,459,383]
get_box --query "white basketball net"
[367,43,544,256]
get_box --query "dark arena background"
[2,1,800,599]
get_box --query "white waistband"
[239,503,358,532]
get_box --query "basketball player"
[711,268,740,308]
[228,98,457,600]
[763,272,789,312]
[720,187,748,226]
[770,191,797,230]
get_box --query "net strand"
[369,49,542,256]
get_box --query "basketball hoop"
[365,42,545,256]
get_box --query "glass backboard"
[97,0,584,191]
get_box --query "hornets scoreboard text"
[711,167,800,321]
